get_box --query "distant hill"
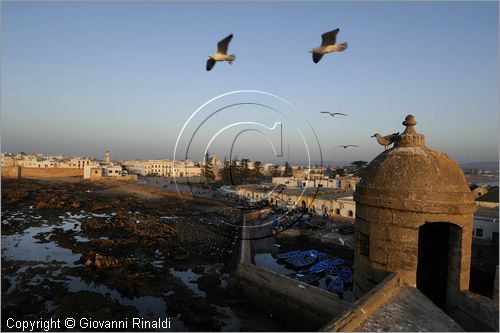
[460,161,499,171]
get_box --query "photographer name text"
[6,317,172,331]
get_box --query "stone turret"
[104,150,110,165]
[353,115,476,310]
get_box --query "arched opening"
[335,209,341,215]
[301,200,307,212]
[417,222,462,310]
[348,210,353,217]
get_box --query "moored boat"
[327,276,344,294]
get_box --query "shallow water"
[2,224,80,264]
[169,268,206,298]
[1,208,251,331]
[1,209,190,328]
[65,275,187,330]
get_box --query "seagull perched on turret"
[371,132,399,149]
[206,34,235,71]
[310,28,348,64]
[320,112,348,117]
[335,145,358,149]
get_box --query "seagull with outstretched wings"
[320,112,348,117]
[335,145,359,149]
[206,34,236,71]
[310,28,348,64]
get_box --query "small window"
[348,210,354,217]
[336,209,341,215]
[476,228,483,237]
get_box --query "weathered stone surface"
[355,216,370,234]
[353,115,475,300]
[356,286,464,332]
[369,245,389,265]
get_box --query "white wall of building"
[103,166,122,177]
[123,159,202,177]
[473,217,499,242]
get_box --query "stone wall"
[1,166,20,178]
[354,203,473,299]
[235,263,349,329]
[89,174,139,182]
[458,290,498,331]
[2,166,83,179]
[321,272,400,332]
[235,209,349,329]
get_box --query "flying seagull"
[320,112,348,117]
[335,145,358,149]
[206,34,236,71]
[310,28,348,64]
[371,132,400,149]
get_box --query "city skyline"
[1,2,498,163]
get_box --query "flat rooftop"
[357,286,463,332]
[475,206,499,219]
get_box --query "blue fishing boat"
[284,251,319,263]
[301,249,327,258]
[289,255,316,268]
[340,267,353,283]
[284,253,304,264]
[298,272,322,284]
[286,269,309,279]
[276,250,301,260]
[326,264,339,277]
[309,259,337,274]
[327,276,344,294]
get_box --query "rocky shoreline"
[1,178,299,331]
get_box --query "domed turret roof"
[354,115,476,214]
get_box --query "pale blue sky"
[1,1,498,164]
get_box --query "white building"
[4,152,100,169]
[58,157,99,169]
[17,155,39,168]
[272,175,359,190]
[123,159,202,177]
[1,153,16,167]
[473,216,499,243]
[236,185,356,220]
[103,165,122,177]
